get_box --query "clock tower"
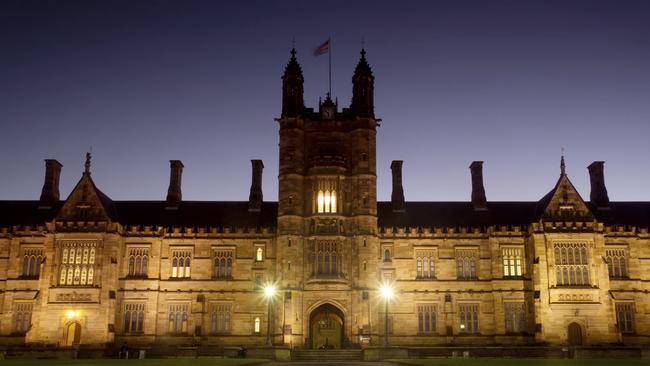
[276,48,380,348]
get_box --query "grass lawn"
[0,359,270,366]
[391,359,650,366]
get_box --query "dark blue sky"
[1,0,649,202]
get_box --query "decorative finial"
[290,47,296,59]
[560,147,566,176]
[85,152,91,174]
[360,48,366,59]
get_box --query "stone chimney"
[391,160,405,212]
[470,161,487,211]
[166,160,184,207]
[248,160,264,212]
[588,161,609,209]
[39,159,62,208]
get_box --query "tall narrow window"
[504,302,526,333]
[417,304,437,334]
[616,302,635,333]
[456,249,478,280]
[213,249,234,278]
[22,248,44,278]
[124,303,145,334]
[168,304,189,334]
[127,247,149,278]
[210,303,232,334]
[14,303,33,334]
[317,190,324,213]
[330,191,337,213]
[171,249,192,278]
[502,247,523,277]
[459,303,479,334]
[254,317,261,333]
[324,190,331,213]
[416,250,436,279]
[256,247,264,261]
[59,240,98,286]
[554,242,589,286]
[606,249,628,278]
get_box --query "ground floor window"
[616,302,635,333]
[459,303,479,334]
[168,304,189,334]
[504,302,526,333]
[417,304,437,334]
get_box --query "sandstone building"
[0,49,648,351]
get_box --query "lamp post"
[263,284,276,346]
[379,283,394,347]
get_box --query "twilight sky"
[1,0,649,202]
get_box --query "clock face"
[323,107,334,119]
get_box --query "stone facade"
[0,49,648,350]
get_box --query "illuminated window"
[416,250,436,279]
[616,302,635,333]
[127,247,149,278]
[459,303,479,334]
[504,302,526,333]
[456,249,478,280]
[417,304,437,334]
[256,247,264,262]
[502,247,523,277]
[171,249,192,278]
[315,186,337,213]
[14,303,33,334]
[606,248,627,278]
[168,303,189,334]
[214,249,234,278]
[554,242,589,286]
[254,317,261,333]
[22,247,44,278]
[124,303,145,334]
[59,240,97,286]
[211,303,232,334]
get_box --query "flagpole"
[328,36,332,97]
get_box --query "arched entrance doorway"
[309,303,344,349]
[64,321,81,346]
[568,322,583,346]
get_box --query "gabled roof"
[535,170,593,221]
[55,172,117,221]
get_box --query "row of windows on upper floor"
[14,243,631,286]
[11,299,637,337]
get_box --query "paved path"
[266,362,398,366]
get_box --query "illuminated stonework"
[0,50,648,350]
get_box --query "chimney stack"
[248,160,264,212]
[166,160,184,207]
[39,159,62,208]
[391,160,405,212]
[588,161,609,209]
[470,161,487,211]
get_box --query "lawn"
[0,359,270,366]
[392,359,650,366]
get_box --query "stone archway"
[568,322,583,346]
[64,321,81,346]
[309,303,344,349]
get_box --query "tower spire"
[84,152,92,175]
[560,148,566,176]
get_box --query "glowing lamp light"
[460,324,466,329]
[66,310,78,318]
[263,284,276,299]
[379,283,394,300]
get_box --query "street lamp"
[379,283,394,347]
[263,284,276,346]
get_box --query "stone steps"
[292,349,362,361]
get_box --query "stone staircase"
[292,349,363,361]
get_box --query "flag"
[313,39,330,56]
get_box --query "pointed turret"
[281,48,305,117]
[351,49,374,118]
